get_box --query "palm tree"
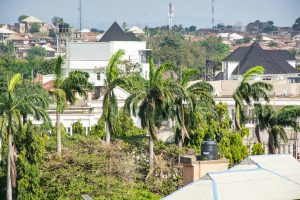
[54,56,93,156]
[125,56,177,169]
[0,74,49,200]
[174,68,213,146]
[102,50,127,144]
[253,104,300,154]
[233,66,273,131]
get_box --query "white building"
[221,42,299,81]
[217,32,244,41]
[66,22,151,90]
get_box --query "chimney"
[180,140,229,186]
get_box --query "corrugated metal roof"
[162,155,300,200]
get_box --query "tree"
[174,68,213,146]
[255,34,262,42]
[101,50,127,144]
[27,46,48,60]
[292,17,300,31]
[18,15,28,23]
[125,56,177,169]
[52,16,64,26]
[253,104,300,154]
[268,41,278,47]
[53,56,93,156]
[72,120,85,135]
[29,23,41,33]
[251,143,264,155]
[0,74,48,200]
[233,66,273,131]
[199,37,230,70]
[188,26,197,33]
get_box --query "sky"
[0,0,299,30]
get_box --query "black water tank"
[200,139,218,160]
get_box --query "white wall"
[227,61,240,79]
[287,60,296,68]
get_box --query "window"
[97,73,101,80]
[67,127,71,133]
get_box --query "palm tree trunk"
[149,135,154,170]
[6,133,12,200]
[56,111,62,157]
[105,120,110,144]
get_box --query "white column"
[264,144,268,155]
[289,144,293,155]
[283,145,288,154]
[279,144,284,154]
[70,126,73,136]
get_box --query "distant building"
[0,27,15,43]
[217,32,244,41]
[221,42,299,81]
[14,23,26,34]
[66,21,151,97]
[21,16,44,33]
[246,20,276,34]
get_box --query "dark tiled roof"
[99,21,140,42]
[224,45,296,62]
[229,42,299,75]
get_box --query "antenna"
[168,2,174,30]
[79,0,82,31]
[212,0,215,29]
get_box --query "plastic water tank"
[200,139,218,160]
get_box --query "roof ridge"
[232,42,257,75]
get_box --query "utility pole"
[79,0,82,31]
[212,0,215,29]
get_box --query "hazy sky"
[0,0,299,30]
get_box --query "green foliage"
[115,109,146,137]
[251,143,264,155]
[29,23,41,33]
[52,16,64,26]
[255,34,262,42]
[268,41,278,47]
[39,137,165,199]
[235,37,252,45]
[89,117,105,138]
[52,124,67,137]
[148,31,206,74]
[199,36,230,70]
[18,15,28,22]
[27,46,48,60]
[15,122,47,199]
[219,132,249,166]
[72,120,85,135]
[293,17,300,31]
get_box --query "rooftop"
[163,154,300,200]
[99,21,140,42]
[225,42,299,75]
[21,16,44,23]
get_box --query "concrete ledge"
[180,155,229,185]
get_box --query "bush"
[52,124,67,137]
[218,132,248,166]
[72,120,85,135]
[89,117,105,138]
[252,143,264,155]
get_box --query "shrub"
[72,120,85,135]
[252,143,264,155]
